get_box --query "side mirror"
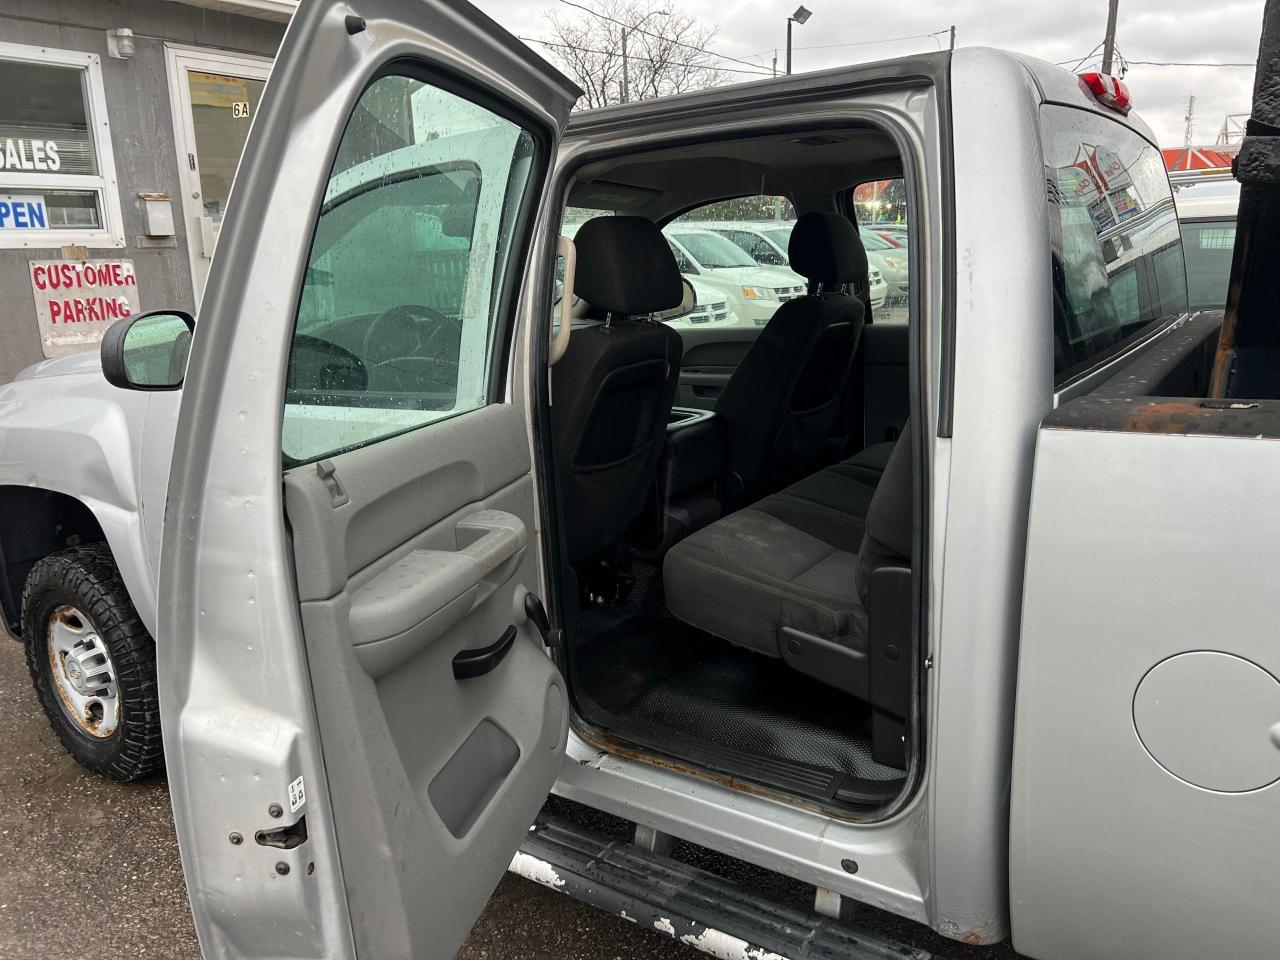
[651,278,697,323]
[100,310,195,391]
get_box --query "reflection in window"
[283,74,538,465]
[1042,106,1187,378]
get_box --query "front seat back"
[714,212,868,507]
[552,216,685,563]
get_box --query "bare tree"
[541,0,730,109]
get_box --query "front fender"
[0,375,159,634]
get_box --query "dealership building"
[0,0,293,382]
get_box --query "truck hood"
[12,350,104,383]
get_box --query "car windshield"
[673,231,756,268]
[761,227,793,251]
[1181,217,1236,310]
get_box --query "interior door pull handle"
[452,625,518,680]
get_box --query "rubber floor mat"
[572,561,905,784]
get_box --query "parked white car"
[699,220,888,309]
[672,275,739,327]
[663,226,805,326]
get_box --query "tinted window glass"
[1181,218,1236,310]
[1041,106,1187,379]
[283,75,538,464]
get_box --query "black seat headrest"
[572,216,684,316]
[788,212,868,286]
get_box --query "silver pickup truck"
[2,3,1276,959]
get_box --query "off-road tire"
[21,544,164,780]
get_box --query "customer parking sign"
[29,259,143,358]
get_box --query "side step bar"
[512,811,931,960]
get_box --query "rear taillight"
[1079,72,1131,115]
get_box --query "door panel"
[159,2,579,958]
[284,405,565,958]
[673,325,760,408]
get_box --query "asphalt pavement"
[0,626,1018,960]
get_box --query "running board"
[512,811,931,960]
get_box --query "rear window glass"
[1041,105,1187,380]
[1180,217,1236,311]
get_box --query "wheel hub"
[46,606,120,739]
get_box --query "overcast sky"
[472,0,1264,146]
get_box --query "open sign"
[0,195,49,230]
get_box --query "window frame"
[0,41,126,250]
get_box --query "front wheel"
[21,544,164,781]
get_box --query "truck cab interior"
[544,124,919,813]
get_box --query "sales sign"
[29,259,143,358]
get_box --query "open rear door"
[158,2,579,957]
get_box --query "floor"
[573,560,904,795]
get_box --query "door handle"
[452,625,517,679]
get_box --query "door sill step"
[512,810,930,960]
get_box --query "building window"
[0,42,124,249]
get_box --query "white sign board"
[29,259,142,358]
[0,194,49,230]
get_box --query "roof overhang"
[164,0,297,22]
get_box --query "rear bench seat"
[663,424,912,702]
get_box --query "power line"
[1126,60,1254,67]
[745,28,950,57]
[556,0,770,72]
[1057,53,1253,69]
[520,35,776,77]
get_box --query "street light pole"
[619,9,671,103]
[785,5,812,76]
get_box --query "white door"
[165,45,272,305]
[159,2,580,958]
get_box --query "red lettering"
[87,299,101,323]
[110,264,123,286]
[48,300,60,323]
[61,299,74,321]
[118,298,132,318]
[32,265,45,290]
[61,264,74,289]
[73,299,86,323]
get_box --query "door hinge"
[315,459,349,508]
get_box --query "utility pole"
[621,26,630,103]
[1101,0,1120,74]
[1183,94,1196,148]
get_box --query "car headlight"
[741,286,776,300]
